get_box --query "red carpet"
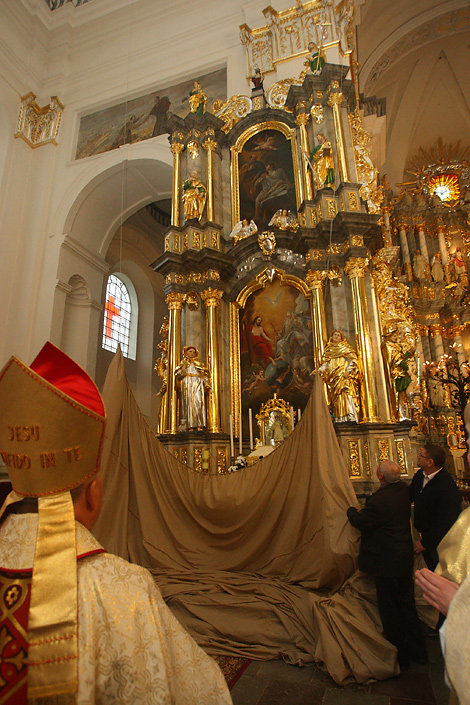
[213,655,252,689]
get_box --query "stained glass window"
[102,274,132,356]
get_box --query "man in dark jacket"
[348,460,426,667]
[410,444,461,570]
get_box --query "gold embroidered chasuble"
[0,514,232,705]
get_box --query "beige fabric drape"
[94,351,403,684]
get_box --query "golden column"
[165,292,184,433]
[305,269,328,368]
[327,82,349,183]
[295,102,313,201]
[201,287,223,433]
[344,257,380,422]
[203,129,217,223]
[170,139,184,226]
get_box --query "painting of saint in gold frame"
[235,276,314,429]
[231,122,302,232]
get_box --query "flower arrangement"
[227,455,248,473]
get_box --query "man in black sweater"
[410,443,461,570]
[348,460,426,667]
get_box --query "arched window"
[102,274,137,358]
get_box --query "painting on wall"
[238,128,298,230]
[75,68,227,160]
[239,279,314,429]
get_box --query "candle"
[239,412,243,454]
[229,415,234,458]
[298,408,301,421]
[248,408,253,450]
[290,407,294,431]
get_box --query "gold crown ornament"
[0,342,106,703]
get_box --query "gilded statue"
[229,218,258,245]
[372,250,417,421]
[155,316,169,434]
[175,346,211,432]
[319,330,360,423]
[188,81,206,116]
[182,170,206,221]
[310,133,335,189]
[306,42,325,75]
[268,209,299,232]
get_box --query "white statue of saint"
[175,346,211,432]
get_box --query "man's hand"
[413,539,425,554]
[415,568,460,615]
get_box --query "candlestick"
[229,415,234,458]
[290,407,294,431]
[248,408,253,450]
[298,408,301,421]
[239,411,243,454]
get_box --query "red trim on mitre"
[30,342,105,417]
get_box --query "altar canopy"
[94,351,402,684]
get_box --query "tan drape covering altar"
[94,350,415,684]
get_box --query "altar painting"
[239,280,314,423]
[238,128,298,230]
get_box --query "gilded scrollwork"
[213,95,252,134]
[349,108,382,214]
[184,291,199,311]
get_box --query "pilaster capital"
[202,138,217,152]
[397,222,410,233]
[415,222,426,232]
[429,324,444,338]
[170,142,184,156]
[295,113,310,127]
[201,287,223,308]
[305,269,327,290]
[344,257,369,279]
[166,292,185,310]
[327,91,343,108]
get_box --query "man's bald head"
[377,460,401,484]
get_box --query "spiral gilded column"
[344,257,380,422]
[201,287,223,433]
[165,292,184,433]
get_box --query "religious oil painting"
[239,280,314,424]
[75,68,227,160]
[238,128,298,230]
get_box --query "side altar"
[150,6,469,489]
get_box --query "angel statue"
[229,218,258,245]
[188,81,207,116]
[175,346,211,432]
[310,133,335,189]
[182,171,206,221]
[268,209,299,232]
[319,330,360,422]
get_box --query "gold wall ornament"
[258,230,277,255]
[327,243,342,255]
[311,104,324,124]
[326,199,337,219]
[194,447,203,473]
[230,121,302,228]
[239,0,351,74]
[187,139,199,160]
[213,95,251,134]
[351,235,364,246]
[326,265,342,286]
[181,448,188,465]
[349,108,382,214]
[364,439,371,477]
[395,439,407,475]
[15,92,64,148]
[376,438,391,462]
[217,447,227,474]
[184,291,199,311]
[310,249,324,260]
[347,439,362,477]
[348,192,359,211]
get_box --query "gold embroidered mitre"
[0,343,106,496]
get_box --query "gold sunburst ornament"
[428,173,460,205]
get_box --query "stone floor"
[231,635,449,705]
